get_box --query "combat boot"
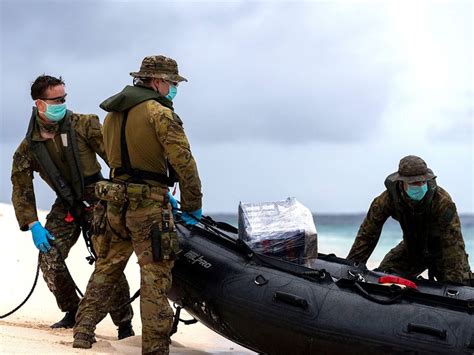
[118,321,135,339]
[50,308,77,329]
[72,332,96,349]
[143,349,169,355]
[143,340,170,355]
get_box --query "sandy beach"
[0,203,254,354]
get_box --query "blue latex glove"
[181,208,202,226]
[30,221,55,253]
[167,192,178,218]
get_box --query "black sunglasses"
[39,94,67,104]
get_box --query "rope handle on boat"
[344,269,410,305]
[407,323,447,340]
[353,282,408,305]
[273,291,309,310]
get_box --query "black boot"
[72,332,96,349]
[117,321,135,340]
[50,308,77,329]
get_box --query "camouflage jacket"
[347,183,466,268]
[11,109,106,231]
[101,85,202,212]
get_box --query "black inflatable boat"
[168,217,474,355]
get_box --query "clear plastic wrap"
[238,197,318,267]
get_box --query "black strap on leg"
[169,305,182,336]
[81,220,97,265]
[111,289,141,312]
[169,304,198,336]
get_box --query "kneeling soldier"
[347,155,472,285]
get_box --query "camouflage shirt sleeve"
[431,188,470,283]
[11,139,38,231]
[150,104,202,211]
[77,114,108,164]
[347,190,393,263]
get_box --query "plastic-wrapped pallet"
[238,197,318,268]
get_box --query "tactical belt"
[110,167,172,186]
[95,180,167,203]
[84,171,104,186]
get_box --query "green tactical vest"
[100,85,179,185]
[25,108,84,209]
[384,173,440,263]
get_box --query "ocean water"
[210,213,474,269]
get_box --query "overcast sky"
[0,0,472,214]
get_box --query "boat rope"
[174,206,238,243]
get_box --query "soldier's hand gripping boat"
[168,204,474,355]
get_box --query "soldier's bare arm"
[347,191,392,264]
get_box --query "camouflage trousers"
[74,197,175,355]
[41,196,133,328]
[378,240,472,284]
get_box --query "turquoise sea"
[210,213,474,269]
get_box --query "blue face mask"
[166,85,177,101]
[406,183,428,201]
[41,101,67,122]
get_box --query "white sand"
[0,203,254,354]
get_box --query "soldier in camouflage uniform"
[11,75,134,337]
[347,155,471,285]
[73,55,203,354]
